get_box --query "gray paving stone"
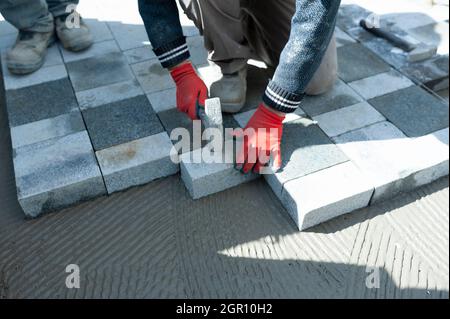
[368,86,449,137]
[11,111,85,149]
[6,78,78,127]
[338,43,391,82]
[300,79,363,117]
[82,95,164,150]
[281,161,374,231]
[96,132,179,194]
[61,39,120,63]
[41,45,64,68]
[313,102,385,138]
[76,79,143,110]
[0,33,16,51]
[159,108,240,154]
[146,88,176,113]
[335,27,357,48]
[66,51,135,92]
[131,59,175,94]
[337,4,373,31]
[264,117,348,197]
[187,36,209,66]
[333,122,449,203]
[124,45,156,64]
[84,19,114,43]
[13,131,106,217]
[107,22,149,51]
[2,63,67,90]
[348,69,414,99]
[0,20,16,37]
[399,54,449,91]
[408,22,449,55]
[180,148,259,200]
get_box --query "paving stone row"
[1,6,448,231]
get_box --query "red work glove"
[235,104,285,174]
[170,62,208,120]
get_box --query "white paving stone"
[180,147,259,199]
[96,132,179,194]
[2,63,67,90]
[146,88,177,113]
[333,122,449,203]
[349,70,415,100]
[107,22,150,51]
[335,26,356,48]
[124,45,156,64]
[61,39,120,63]
[11,112,85,149]
[281,161,374,231]
[131,59,175,93]
[76,79,143,110]
[313,102,386,137]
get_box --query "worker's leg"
[241,0,338,96]
[179,0,251,112]
[0,0,55,74]
[0,0,53,32]
[47,0,92,52]
[179,0,252,74]
[46,0,79,18]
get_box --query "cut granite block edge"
[280,161,374,231]
[180,147,259,200]
[13,131,106,217]
[96,132,179,194]
[334,122,449,204]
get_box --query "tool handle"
[359,19,416,52]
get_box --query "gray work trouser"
[0,0,78,33]
[179,0,337,95]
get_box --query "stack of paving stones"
[1,7,449,231]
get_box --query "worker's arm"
[237,0,341,174]
[138,0,207,120]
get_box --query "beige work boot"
[6,30,55,75]
[55,14,93,52]
[210,67,247,113]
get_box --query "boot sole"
[7,35,56,75]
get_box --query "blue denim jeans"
[0,0,79,32]
[139,0,341,113]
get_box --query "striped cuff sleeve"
[153,37,191,69]
[262,81,304,114]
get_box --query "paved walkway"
[0,0,448,298]
[1,96,449,298]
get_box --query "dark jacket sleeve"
[263,0,341,113]
[138,0,190,68]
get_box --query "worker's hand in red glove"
[170,62,208,120]
[235,104,285,174]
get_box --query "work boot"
[210,66,247,113]
[6,30,55,75]
[55,14,93,52]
